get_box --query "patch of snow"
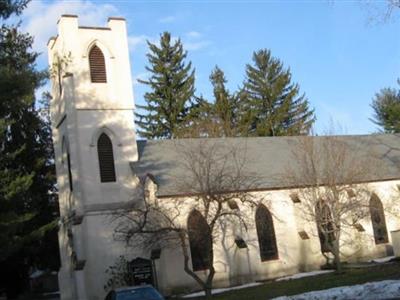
[273,280,400,300]
[182,282,262,298]
[276,270,334,281]
[30,270,44,279]
[370,256,395,263]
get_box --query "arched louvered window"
[97,133,116,182]
[187,210,212,271]
[89,45,107,83]
[369,194,388,244]
[315,200,335,253]
[256,204,278,261]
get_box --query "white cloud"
[186,31,202,38]
[183,30,210,51]
[128,35,150,51]
[159,16,176,23]
[185,40,211,51]
[22,0,118,55]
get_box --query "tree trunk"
[178,231,209,291]
[205,286,212,299]
[204,265,215,299]
[332,240,342,273]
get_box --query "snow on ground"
[182,282,262,298]
[276,270,334,281]
[29,270,44,279]
[273,280,400,300]
[369,255,395,263]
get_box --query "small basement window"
[347,189,356,198]
[290,193,301,203]
[150,248,161,260]
[228,200,239,210]
[235,238,248,249]
[354,223,365,232]
[298,231,310,240]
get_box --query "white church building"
[48,15,400,300]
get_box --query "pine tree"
[240,49,315,136]
[209,66,238,137]
[371,82,400,133]
[136,32,196,139]
[181,67,239,138]
[0,2,59,297]
[0,0,28,18]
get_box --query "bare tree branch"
[112,139,262,298]
[283,133,383,272]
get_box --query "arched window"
[89,45,107,83]
[315,200,335,253]
[187,210,212,271]
[255,204,278,261]
[97,133,116,182]
[66,152,73,191]
[62,137,73,191]
[369,194,388,244]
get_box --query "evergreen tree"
[182,67,239,138]
[0,2,59,297]
[0,0,28,18]
[136,32,196,139]
[209,66,238,137]
[240,49,315,136]
[178,95,218,138]
[371,82,400,133]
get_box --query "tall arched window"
[62,137,73,191]
[369,194,388,244]
[89,45,107,83]
[255,204,278,261]
[97,133,116,182]
[315,200,335,253]
[187,210,212,271]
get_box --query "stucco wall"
[69,179,400,300]
[48,15,139,300]
[48,15,400,300]
[150,181,400,296]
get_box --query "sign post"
[129,258,154,286]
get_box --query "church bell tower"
[48,15,138,300]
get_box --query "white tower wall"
[48,15,138,300]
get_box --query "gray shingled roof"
[130,134,400,197]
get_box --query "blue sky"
[19,0,400,134]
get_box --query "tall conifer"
[136,32,196,139]
[0,2,59,296]
[181,67,239,138]
[240,49,315,136]
[209,66,238,137]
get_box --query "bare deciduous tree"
[113,139,260,298]
[49,52,71,96]
[284,134,381,272]
[362,0,400,23]
[379,0,400,21]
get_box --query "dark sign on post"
[129,258,154,286]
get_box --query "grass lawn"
[177,262,400,300]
